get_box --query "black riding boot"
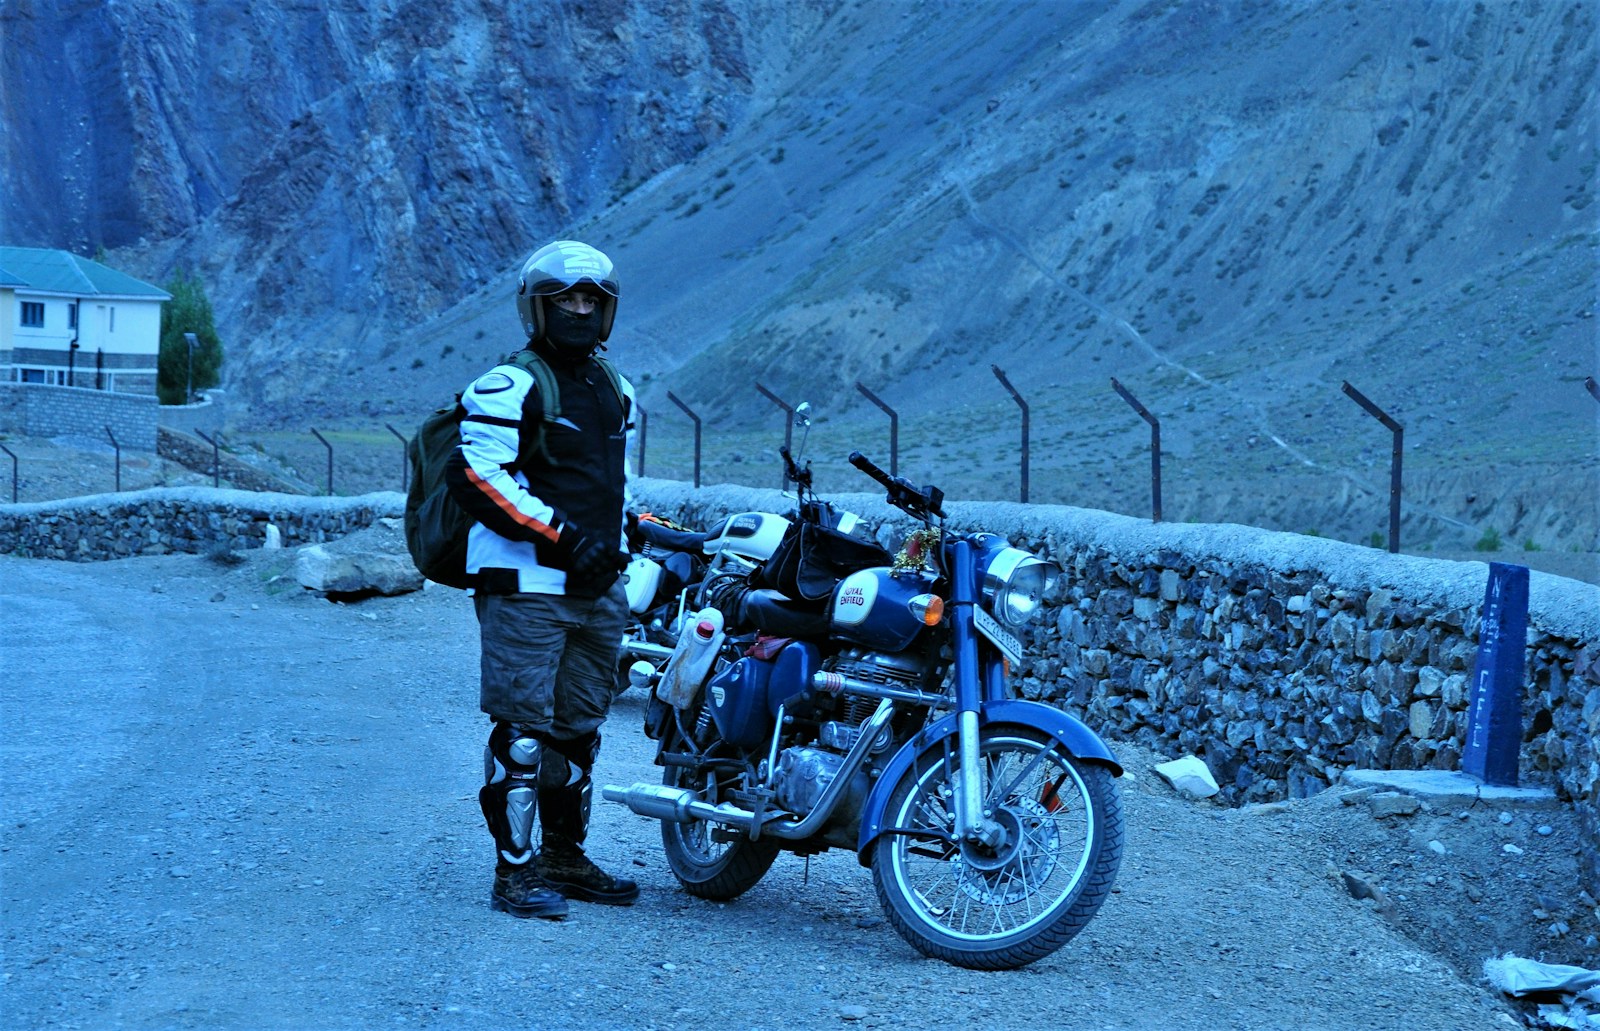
[533,776,640,906]
[481,723,568,920]
[491,861,570,920]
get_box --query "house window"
[20,301,43,327]
[20,369,44,383]
[68,303,77,329]
[108,306,115,332]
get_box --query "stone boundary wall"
[0,383,157,451]
[0,487,401,558]
[1,479,1596,893]
[155,428,307,494]
[0,381,21,429]
[625,479,1600,895]
[155,390,226,436]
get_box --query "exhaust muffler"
[601,782,756,828]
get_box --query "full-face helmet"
[515,240,620,342]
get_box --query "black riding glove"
[562,531,628,598]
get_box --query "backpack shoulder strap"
[502,348,558,464]
[504,349,559,422]
[590,354,629,422]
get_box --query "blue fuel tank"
[829,568,939,652]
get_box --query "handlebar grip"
[848,450,894,487]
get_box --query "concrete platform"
[1340,769,1562,811]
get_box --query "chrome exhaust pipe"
[620,640,675,663]
[603,700,898,840]
[601,783,757,828]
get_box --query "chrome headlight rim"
[980,547,1061,627]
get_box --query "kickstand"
[803,854,810,885]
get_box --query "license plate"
[972,606,1023,665]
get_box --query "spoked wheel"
[870,724,1123,970]
[659,735,779,901]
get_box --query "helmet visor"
[521,240,619,297]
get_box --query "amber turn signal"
[908,594,944,626]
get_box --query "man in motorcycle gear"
[447,240,641,918]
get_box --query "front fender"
[855,699,1122,866]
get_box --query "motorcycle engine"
[769,650,927,816]
[772,747,845,816]
[829,649,926,691]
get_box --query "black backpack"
[403,349,624,588]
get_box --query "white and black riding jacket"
[444,348,634,595]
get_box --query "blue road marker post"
[1462,562,1531,787]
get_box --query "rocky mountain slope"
[3,0,1595,554]
[2,0,834,397]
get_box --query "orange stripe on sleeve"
[466,467,562,543]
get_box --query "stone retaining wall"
[0,383,158,451]
[156,428,307,494]
[0,381,22,428]
[627,479,1600,896]
[0,487,401,558]
[155,390,226,436]
[2,480,1596,893]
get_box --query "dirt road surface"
[1,549,1559,1030]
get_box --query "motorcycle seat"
[730,588,831,640]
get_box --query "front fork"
[948,540,1006,848]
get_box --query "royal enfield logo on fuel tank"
[830,571,878,627]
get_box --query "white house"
[0,247,170,394]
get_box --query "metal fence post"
[385,423,411,493]
[105,426,121,492]
[1111,378,1163,522]
[1341,381,1403,553]
[184,332,198,403]
[666,391,702,488]
[195,429,222,487]
[990,365,1029,503]
[310,428,334,495]
[0,443,17,503]
[855,382,899,478]
[754,381,795,489]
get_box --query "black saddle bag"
[756,521,891,602]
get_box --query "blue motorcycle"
[603,451,1124,969]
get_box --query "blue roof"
[0,247,170,299]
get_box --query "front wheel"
[870,725,1123,970]
[659,739,780,901]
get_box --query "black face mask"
[543,303,602,360]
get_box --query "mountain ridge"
[3,0,1594,553]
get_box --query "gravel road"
[0,548,1558,1030]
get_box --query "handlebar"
[848,451,945,519]
[847,451,896,490]
[779,445,813,493]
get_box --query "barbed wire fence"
[19,372,1595,560]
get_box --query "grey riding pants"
[472,581,628,739]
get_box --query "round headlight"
[981,548,1061,627]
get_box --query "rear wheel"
[659,733,779,901]
[869,725,1123,970]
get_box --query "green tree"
[157,268,224,405]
